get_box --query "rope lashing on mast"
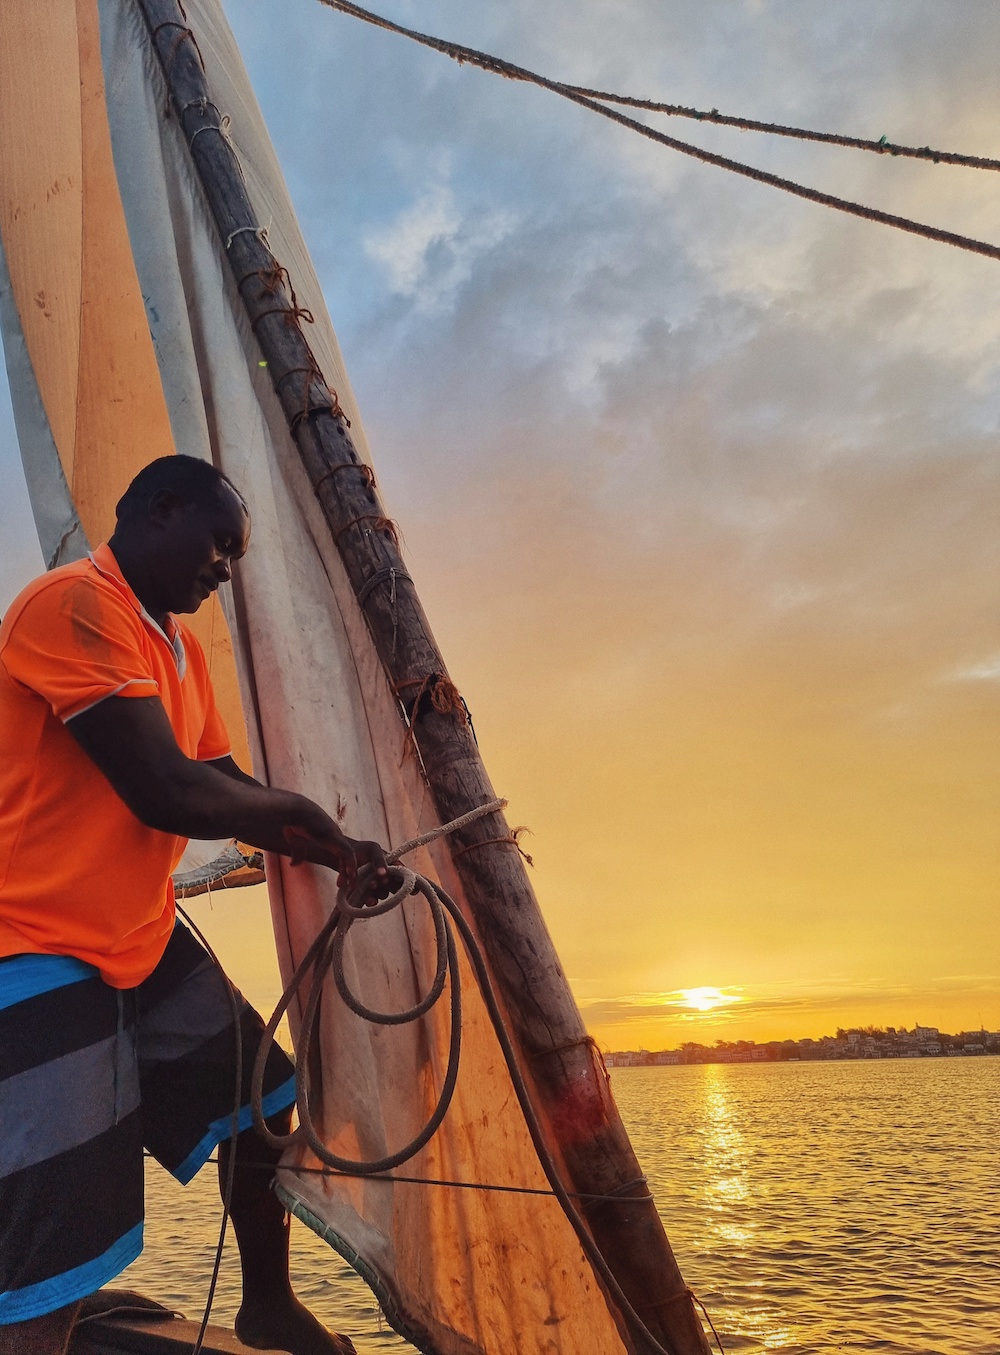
[240,798,722,1355]
[316,0,1000,266]
[395,671,466,723]
[333,512,402,550]
[452,824,534,867]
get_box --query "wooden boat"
[70,1292,278,1355]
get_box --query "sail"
[0,2,628,1351]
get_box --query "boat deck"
[69,1294,282,1355]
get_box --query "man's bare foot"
[235,1294,356,1355]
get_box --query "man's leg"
[138,926,357,1355]
[0,1306,79,1355]
[219,1110,355,1355]
[1,958,144,1355]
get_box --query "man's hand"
[349,839,392,899]
[283,819,389,897]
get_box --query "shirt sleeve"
[1,576,159,721]
[196,682,232,761]
[180,625,233,762]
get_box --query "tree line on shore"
[603,1023,1000,1066]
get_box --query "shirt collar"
[89,544,187,678]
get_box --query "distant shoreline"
[602,1024,999,1067]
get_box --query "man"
[0,456,388,1355]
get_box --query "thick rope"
[388,796,505,860]
[248,802,720,1355]
[249,802,503,1173]
[557,88,1000,173]
[316,0,1000,266]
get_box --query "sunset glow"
[678,987,741,1014]
[0,1,997,1055]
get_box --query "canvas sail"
[0,2,629,1351]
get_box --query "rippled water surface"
[122,1059,999,1354]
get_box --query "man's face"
[151,485,251,615]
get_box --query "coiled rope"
[248,846,472,1175]
[315,0,1000,267]
[245,801,721,1355]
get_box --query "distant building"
[601,1025,998,1069]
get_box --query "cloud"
[579,976,1000,1034]
[579,991,811,1030]
[579,987,746,1023]
[363,181,518,310]
[943,654,1000,683]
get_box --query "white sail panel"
[89,2,627,1352]
[0,240,87,570]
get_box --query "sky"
[1,0,998,1049]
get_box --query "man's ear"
[146,488,185,527]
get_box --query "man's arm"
[67,696,387,888]
[208,753,264,789]
[207,755,390,875]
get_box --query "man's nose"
[214,556,233,583]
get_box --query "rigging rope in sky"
[557,88,1000,173]
[316,0,1000,265]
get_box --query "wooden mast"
[137,5,711,1352]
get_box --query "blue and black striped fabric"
[0,923,295,1324]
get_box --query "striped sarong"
[0,923,295,1323]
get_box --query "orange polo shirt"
[0,544,231,987]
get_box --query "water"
[121,1059,999,1354]
[614,1060,999,1354]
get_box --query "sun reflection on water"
[611,1060,1000,1354]
[695,1067,803,1351]
[703,1065,753,1212]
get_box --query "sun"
[677,986,740,1013]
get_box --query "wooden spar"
[137,5,711,1353]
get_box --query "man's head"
[111,455,251,618]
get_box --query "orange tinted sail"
[0,0,249,764]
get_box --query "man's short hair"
[115,455,248,522]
